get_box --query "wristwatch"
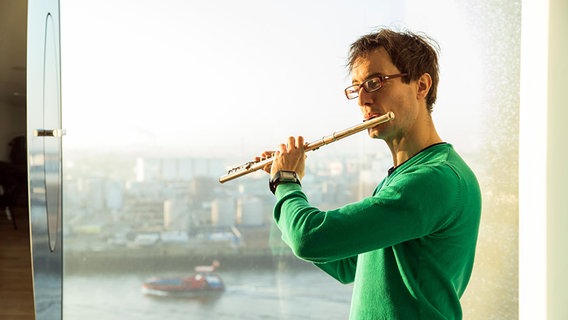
[269,170,301,194]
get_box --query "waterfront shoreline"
[64,249,311,274]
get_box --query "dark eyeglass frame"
[344,73,408,100]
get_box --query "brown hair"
[347,28,440,112]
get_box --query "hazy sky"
[60,0,484,159]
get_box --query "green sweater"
[273,143,481,320]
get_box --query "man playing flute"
[261,27,482,320]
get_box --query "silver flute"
[219,111,395,183]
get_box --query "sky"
[60,0,485,159]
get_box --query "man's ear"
[416,73,432,100]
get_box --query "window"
[59,1,520,318]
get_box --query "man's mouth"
[364,113,382,121]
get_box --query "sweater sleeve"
[313,256,358,284]
[272,163,461,264]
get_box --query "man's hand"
[270,136,306,180]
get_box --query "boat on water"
[142,261,225,298]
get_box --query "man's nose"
[357,87,374,108]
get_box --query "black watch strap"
[269,170,301,194]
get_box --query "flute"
[219,112,395,184]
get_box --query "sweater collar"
[387,142,448,176]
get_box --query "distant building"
[122,196,164,230]
[211,198,235,227]
[163,199,188,230]
[236,196,263,226]
[105,180,124,213]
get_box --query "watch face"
[280,171,297,181]
[269,171,300,194]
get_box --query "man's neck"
[387,123,442,168]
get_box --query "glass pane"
[60,1,520,319]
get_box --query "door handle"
[33,129,66,137]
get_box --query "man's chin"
[368,128,381,139]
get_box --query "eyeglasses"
[344,73,407,100]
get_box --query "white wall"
[520,0,568,318]
[546,0,568,318]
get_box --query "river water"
[63,266,353,319]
